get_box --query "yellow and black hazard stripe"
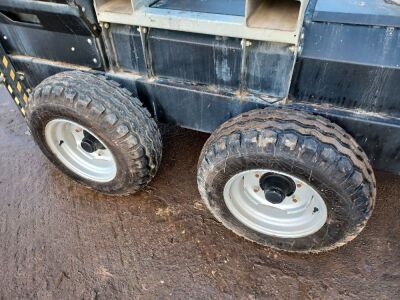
[0,52,30,118]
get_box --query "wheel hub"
[80,131,104,153]
[260,173,296,204]
[80,138,96,153]
[223,169,328,238]
[44,119,117,182]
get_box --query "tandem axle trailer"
[1,0,399,252]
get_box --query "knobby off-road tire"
[197,108,376,253]
[27,71,162,195]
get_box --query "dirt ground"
[0,87,399,300]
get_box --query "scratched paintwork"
[292,9,400,117]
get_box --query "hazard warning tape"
[0,46,30,118]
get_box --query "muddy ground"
[0,88,399,299]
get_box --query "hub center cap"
[223,169,328,238]
[260,173,296,204]
[81,138,97,153]
[80,131,104,154]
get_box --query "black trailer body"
[0,0,398,253]
[1,0,399,174]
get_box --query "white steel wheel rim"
[45,119,117,182]
[223,169,328,239]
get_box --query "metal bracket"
[0,43,30,118]
[139,26,155,79]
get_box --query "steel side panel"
[246,40,295,97]
[292,10,400,118]
[313,0,400,27]
[110,26,295,97]
[0,1,102,69]
[148,30,243,90]
[291,57,400,118]
[0,23,101,68]
[300,22,400,68]
[110,25,146,73]
[135,80,263,130]
[7,55,400,174]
